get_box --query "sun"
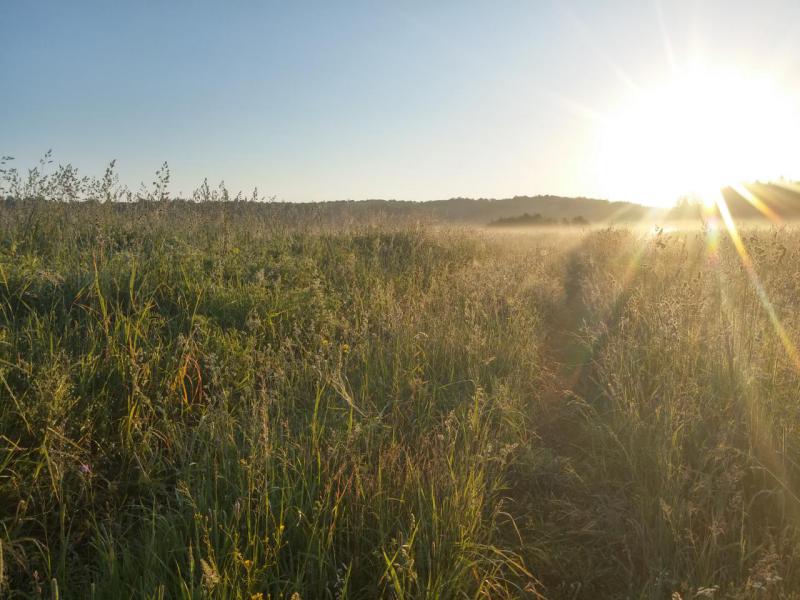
[596,66,799,208]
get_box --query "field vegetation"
[2,163,800,598]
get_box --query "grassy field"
[2,200,800,598]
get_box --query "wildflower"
[341,343,350,354]
[251,594,264,600]
[243,559,253,571]
[79,463,91,474]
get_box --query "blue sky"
[3,1,799,203]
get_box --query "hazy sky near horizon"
[3,1,800,204]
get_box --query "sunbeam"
[711,190,800,371]
[729,183,783,224]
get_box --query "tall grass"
[1,198,800,598]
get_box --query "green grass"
[1,200,800,598]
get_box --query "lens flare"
[597,67,800,207]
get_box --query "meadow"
[2,198,800,598]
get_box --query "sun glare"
[597,67,800,207]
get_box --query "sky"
[3,0,800,205]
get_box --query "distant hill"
[213,194,660,226]
[667,182,800,222]
[722,182,800,220]
[424,195,653,224]
[308,195,655,225]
